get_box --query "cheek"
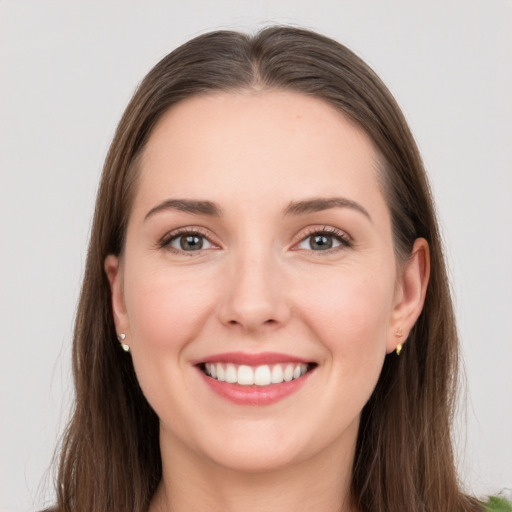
[281,262,395,448]
[120,263,220,422]
[294,261,395,376]
[123,263,215,354]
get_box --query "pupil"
[181,235,203,250]
[311,235,332,250]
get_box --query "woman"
[51,26,508,512]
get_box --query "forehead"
[134,90,386,217]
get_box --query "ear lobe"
[387,238,430,353]
[104,255,128,334]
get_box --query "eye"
[162,229,217,252]
[295,228,351,251]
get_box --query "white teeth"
[203,362,310,387]
[237,365,254,385]
[254,365,271,386]
[271,364,283,383]
[283,364,294,382]
[225,363,237,383]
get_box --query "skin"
[105,90,429,512]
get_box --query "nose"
[218,248,291,333]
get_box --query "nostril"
[227,318,277,326]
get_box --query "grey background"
[1,2,511,511]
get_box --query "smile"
[201,362,311,386]
[195,352,317,405]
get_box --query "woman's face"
[106,91,427,473]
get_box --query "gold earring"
[394,327,403,355]
[117,333,130,352]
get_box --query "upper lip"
[193,352,313,366]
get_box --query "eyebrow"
[144,196,371,222]
[144,199,222,221]
[284,197,371,221]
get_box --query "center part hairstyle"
[54,27,481,512]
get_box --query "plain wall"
[1,2,511,511]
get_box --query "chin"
[183,416,351,475]
[202,441,308,474]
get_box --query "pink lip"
[194,351,311,365]
[194,353,316,406]
[197,369,314,406]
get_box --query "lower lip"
[197,367,314,406]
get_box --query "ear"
[387,238,430,353]
[104,254,129,336]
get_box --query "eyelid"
[158,226,221,252]
[291,225,353,251]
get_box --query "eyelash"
[158,227,218,255]
[158,226,352,255]
[294,226,352,253]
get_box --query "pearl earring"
[117,333,130,352]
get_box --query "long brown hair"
[54,26,482,512]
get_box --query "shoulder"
[484,496,512,512]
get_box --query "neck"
[150,423,358,512]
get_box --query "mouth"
[193,352,318,405]
[198,361,316,387]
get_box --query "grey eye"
[309,234,334,250]
[297,233,343,251]
[169,234,213,251]
[296,230,351,252]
